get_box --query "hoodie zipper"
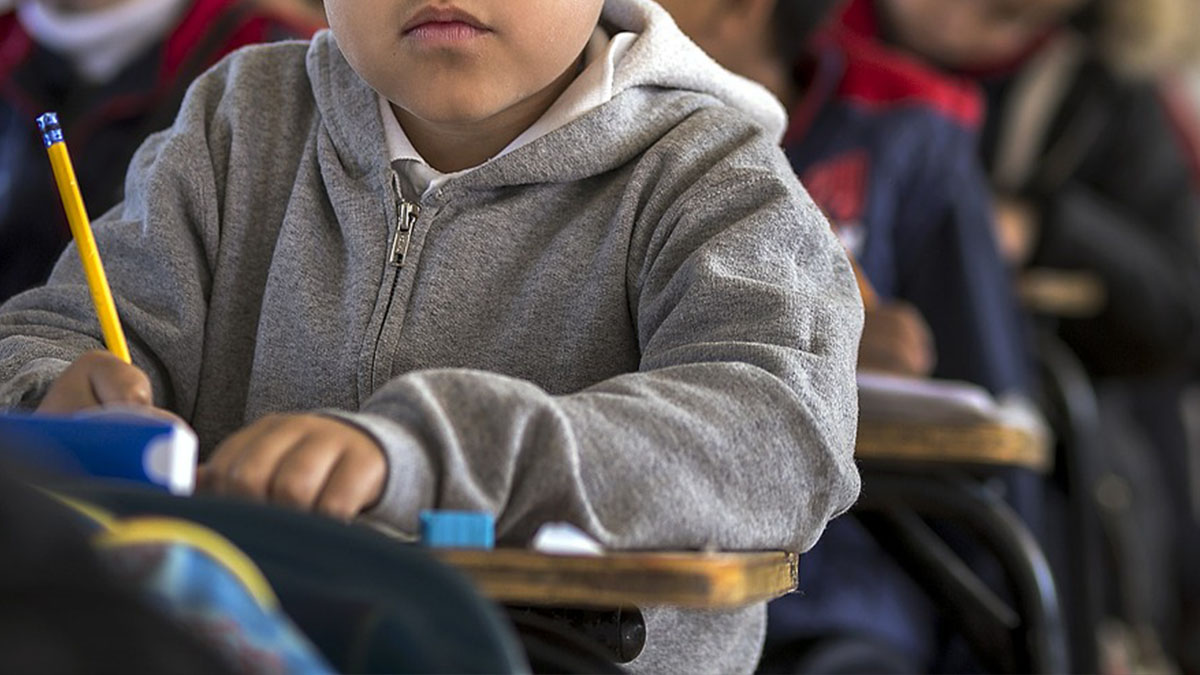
[389,171,420,267]
[367,169,421,394]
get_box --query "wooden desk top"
[1019,268,1105,318]
[856,418,1052,473]
[433,549,798,609]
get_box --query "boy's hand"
[199,414,387,521]
[858,301,936,377]
[38,350,154,414]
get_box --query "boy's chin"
[416,108,498,126]
[399,93,532,128]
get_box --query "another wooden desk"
[856,418,1052,473]
[853,416,1065,671]
[433,549,798,609]
[1019,268,1105,318]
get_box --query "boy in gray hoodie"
[0,0,862,670]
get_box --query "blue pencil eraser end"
[419,510,495,549]
[36,112,63,148]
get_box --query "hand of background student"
[858,301,936,377]
[198,414,387,521]
[994,197,1040,266]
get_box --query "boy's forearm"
[344,362,860,552]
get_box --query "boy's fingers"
[315,444,387,521]
[37,384,99,414]
[224,430,306,501]
[201,428,257,491]
[207,416,303,499]
[202,416,386,519]
[269,439,343,510]
[87,354,152,407]
[195,464,215,491]
[38,350,146,414]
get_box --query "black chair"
[854,470,1068,673]
[1034,330,1106,673]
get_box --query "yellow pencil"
[848,255,878,311]
[37,112,131,364]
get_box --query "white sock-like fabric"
[17,0,192,84]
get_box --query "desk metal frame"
[856,471,1069,674]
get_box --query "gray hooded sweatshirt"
[0,0,862,671]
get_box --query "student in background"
[662,0,1027,394]
[844,0,1200,668]
[0,0,321,302]
[0,0,864,671]
[844,0,1200,377]
[658,0,1032,671]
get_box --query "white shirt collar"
[379,25,636,201]
[17,0,191,84]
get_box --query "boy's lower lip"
[403,21,490,43]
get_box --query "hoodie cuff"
[315,409,434,537]
[0,357,72,410]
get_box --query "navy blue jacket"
[786,28,1029,396]
[766,28,1030,667]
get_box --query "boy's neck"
[393,54,583,174]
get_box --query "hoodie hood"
[307,0,787,184]
[602,0,788,139]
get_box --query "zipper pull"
[389,172,420,268]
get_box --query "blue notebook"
[0,409,197,494]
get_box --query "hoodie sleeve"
[349,117,864,553]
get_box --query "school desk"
[856,417,1052,473]
[431,549,798,610]
[1019,267,1105,318]
[55,479,796,668]
[852,413,1068,674]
